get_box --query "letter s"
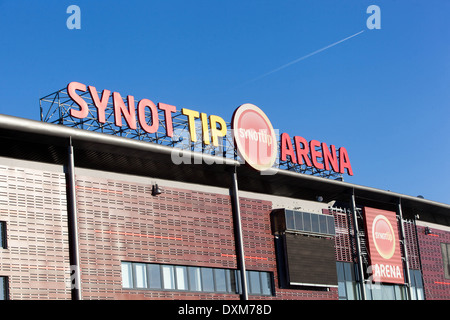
[67,82,89,119]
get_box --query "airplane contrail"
[242,29,365,85]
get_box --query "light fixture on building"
[316,195,323,202]
[152,184,162,196]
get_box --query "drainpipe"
[397,199,412,300]
[230,167,248,300]
[66,138,81,300]
[350,190,366,300]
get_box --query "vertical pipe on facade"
[397,199,412,300]
[350,190,366,300]
[230,167,248,300]
[412,215,426,300]
[67,138,82,300]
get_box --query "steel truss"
[40,87,342,179]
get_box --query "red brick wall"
[75,175,338,300]
[0,165,70,299]
[416,225,450,300]
[75,175,238,300]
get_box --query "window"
[201,268,214,292]
[175,266,188,290]
[235,270,273,296]
[134,263,147,289]
[0,277,8,300]
[148,264,161,289]
[337,262,411,300]
[121,262,133,288]
[188,267,202,291]
[409,269,424,300]
[441,243,450,279]
[162,265,175,289]
[336,262,360,300]
[121,262,274,296]
[280,210,335,236]
[0,221,6,249]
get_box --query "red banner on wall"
[363,207,405,284]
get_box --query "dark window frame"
[0,221,7,249]
[441,243,450,280]
[0,276,9,300]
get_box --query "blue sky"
[0,0,449,204]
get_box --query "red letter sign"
[67,82,89,119]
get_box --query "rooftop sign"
[40,82,353,177]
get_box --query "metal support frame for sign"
[350,190,366,300]
[230,167,248,300]
[66,138,82,300]
[40,87,342,179]
[397,199,413,300]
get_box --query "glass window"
[175,266,188,290]
[134,263,147,289]
[336,262,360,300]
[148,264,161,289]
[260,272,272,295]
[201,268,214,292]
[410,269,424,300]
[441,243,450,279]
[327,216,336,235]
[0,221,6,249]
[0,277,7,300]
[311,214,319,233]
[121,262,133,289]
[381,285,395,300]
[294,211,303,230]
[162,265,175,289]
[285,210,294,230]
[228,269,237,293]
[319,215,328,234]
[248,271,261,294]
[120,262,274,296]
[303,212,311,232]
[188,267,202,292]
[336,262,347,299]
[214,268,227,292]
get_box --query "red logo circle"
[231,104,277,171]
[372,215,396,260]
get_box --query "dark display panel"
[285,233,338,287]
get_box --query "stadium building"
[0,82,449,300]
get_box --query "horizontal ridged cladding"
[0,165,70,300]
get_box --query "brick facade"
[0,165,70,299]
[75,174,337,300]
[0,163,448,300]
[416,225,450,300]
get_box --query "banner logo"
[364,207,404,284]
[231,104,277,172]
[372,214,395,260]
